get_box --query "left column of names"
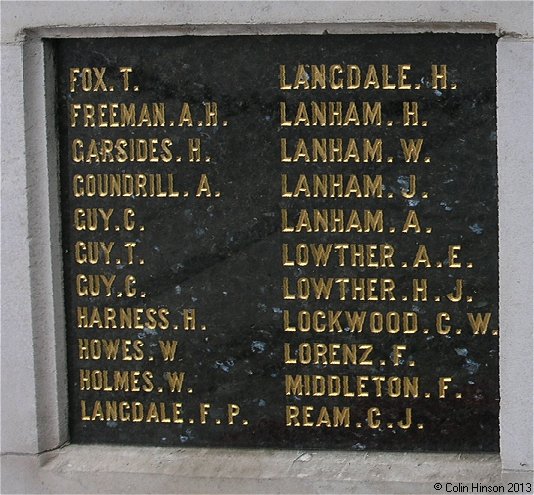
[64,64,231,434]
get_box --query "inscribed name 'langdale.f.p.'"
[56,34,499,451]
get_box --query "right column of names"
[277,62,498,434]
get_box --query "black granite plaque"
[56,34,498,451]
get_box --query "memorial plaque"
[56,34,498,451]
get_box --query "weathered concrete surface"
[2,445,522,494]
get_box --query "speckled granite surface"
[56,34,498,451]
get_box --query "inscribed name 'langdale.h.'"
[56,34,498,451]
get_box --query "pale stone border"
[1,2,532,493]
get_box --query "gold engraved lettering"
[285,374,418,398]
[76,274,116,296]
[285,405,350,427]
[283,309,417,334]
[70,103,166,128]
[280,101,381,126]
[400,138,424,162]
[279,64,412,90]
[73,173,180,198]
[281,209,383,233]
[467,312,492,334]
[73,208,113,231]
[412,278,428,301]
[78,338,144,360]
[431,64,448,89]
[284,342,374,365]
[412,245,431,267]
[79,369,154,392]
[281,243,394,268]
[69,67,108,93]
[448,245,462,268]
[81,400,183,423]
[282,277,395,301]
[76,306,170,329]
[281,174,382,198]
[74,241,114,265]
[402,210,422,233]
[71,138,173,163]
[281,138,382,163]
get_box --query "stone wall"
[1,2,532,493]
